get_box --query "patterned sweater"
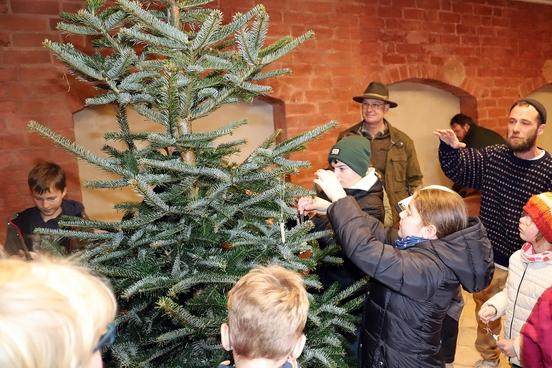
[438,142,552,267]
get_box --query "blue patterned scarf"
[394,235,427,250]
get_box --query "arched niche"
[386,80,476,188]
[73,98,281,221]
[527,85,552,152]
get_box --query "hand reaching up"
[434,129,466,149]
[313,169,347,203]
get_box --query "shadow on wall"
[73,100,275,222]
[528,85,552,153]
[387,81,459,188]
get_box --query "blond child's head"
[398,185,468,239]
[221,265,309,365]
[0,258,117,368]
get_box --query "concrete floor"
[454,290,510,368]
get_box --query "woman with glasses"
[0,257,117,368]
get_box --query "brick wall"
[2,0,552,240]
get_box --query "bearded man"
[435,98,552,368]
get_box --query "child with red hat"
[479,192,552,367]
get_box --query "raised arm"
[434,129,490,189]
[328,196,448,300]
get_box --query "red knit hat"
[523,192,552,242]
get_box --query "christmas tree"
[28,0,365,366]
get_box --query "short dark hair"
[450,113,477,128]
[28,162,66,194]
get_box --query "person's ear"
[422,224,438,239]
[537,123,546,136]
[220,323,232,351]
[290,334,306,359]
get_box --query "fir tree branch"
[190,9,222,50]
[118,0,189,45]
[28,121,131,177]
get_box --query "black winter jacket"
[328,196,494,368]
[314,180,384,291]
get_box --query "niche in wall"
[387,81,460,188]
[73,100,276,221]
[527,85,552,152]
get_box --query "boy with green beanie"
[298,135,385,290]
[297,135,385,362]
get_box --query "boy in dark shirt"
[9,162,85,253]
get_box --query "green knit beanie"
[328,135,372,176]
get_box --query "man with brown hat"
[339,81,423,225]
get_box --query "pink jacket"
[521,286,552,368]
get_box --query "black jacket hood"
[430,217,494,293]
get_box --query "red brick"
[19,66,63,80]
[2,49,51,64]
[440,0,452,11]
[0,131,28,148]
[416,0,440,9]
[382,54,406,64]
[403,8,425,20]
[49,17,61,31]
[0,15,49,31]
[0,101,16,113]
[452,2,474,14]
[438,11,460,23]
[394,0,416,6]
[0,32,9,47]
[12,1,60,15]
[473,4,493,15]
[286,103,316,115]
[377,6,396,18]
[61,2,83,13]
[12,33,57,47]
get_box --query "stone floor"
[454,290,509,368]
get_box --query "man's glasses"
[94,323,117,352]
[362,102,385,110]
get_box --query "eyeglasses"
[94,323,117,352]
[484,323,499,341]
[396,195,413,212]
[362,102,385,110]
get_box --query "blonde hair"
[412,187,468,238]
[227,265,309,360]
[0,258,117,368]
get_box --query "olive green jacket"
[339,120,423,224]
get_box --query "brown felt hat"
[352,81,398,108]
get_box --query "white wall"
[527,87,552,152]
[73,101,274,221]
[387,82,459,188]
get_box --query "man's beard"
[506,130,538,153]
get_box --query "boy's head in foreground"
[398,185,468,239]
[27,162,67,220]
[221,265,309,367]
